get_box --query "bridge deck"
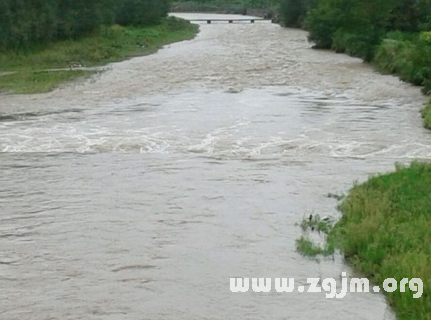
[189,18,271,23]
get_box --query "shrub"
[374,37,431,87]
[422,100,431,128]
[332,28,381,61]
[417,0,431,31]
[115,0,169,26]
[374,40,416,76]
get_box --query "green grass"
[300,214,334,234]
[296,214,336,256]
[0,70,94,94]
[0,17,199,94]
[296,236,335,256]
[373,37,431,88]
[331,162,431,320]
[422,100,431,129]
[372,35,431,131]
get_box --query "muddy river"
[0,13,430,320]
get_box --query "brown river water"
[1,13,430,320]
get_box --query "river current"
[0,13,430,320]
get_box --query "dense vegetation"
[278,0,430,61]
[331,162,431,320]
[278,0,317,27]
[373,31,431,93]
[0,0,170,50]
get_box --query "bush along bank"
[277,0,431,129]
[297,162,431,320]
[0,18,199,94]
[422,100,431,129]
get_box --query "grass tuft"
[296,214,336,257]
[300,214,335,234]
[296,236,335,256]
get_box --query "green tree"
[116,0,170,26]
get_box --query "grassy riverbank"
[329,162,430,320]
[372,32,431,129]
[0,71,94,95]
[0,17,198,94]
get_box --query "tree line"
[0,0,170,50]
[278,0,430,52]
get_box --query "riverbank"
[319,31,431,129]
[330,162,431,320]
[331,34,431,129]
[371,33,431,129]
[0,17,198,94]
[277,0,431,129]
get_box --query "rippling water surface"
[1,13,430,320]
